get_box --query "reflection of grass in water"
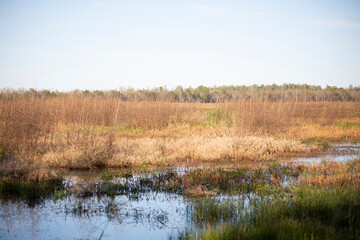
[0,179,64,207]
[89,163,309,197]
[69,196,169,230]
[1,160,360,239]
[1,158,358,239]
[115,172,133,179]
[3,157,356,202]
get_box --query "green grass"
[205,108,222,126]
[100,171,113,181]
[94,125,146,134]
[188,198,245,224]
[336,122,360,129]
[204,108,233,127]
[179,186,360,240]
[299,138,330,149]
[115,172,133,179]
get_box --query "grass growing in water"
[100,171,113,181]
[176,158,360,240]
[179,186,360,240]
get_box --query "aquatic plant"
[100,171,113,181]
[180,186,360,240]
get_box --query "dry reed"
[1,95,359,170]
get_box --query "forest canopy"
[2,84,359,102]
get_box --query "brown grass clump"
[300,159,360,187]
[287,124,360,141]
[41,132,113,169]
[183,185,220,197]
[105,136,309,168]
[38,134,309,169]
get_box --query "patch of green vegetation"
[133,127,145,134]
[93,125,147,135]
[335,122,360,129]
[114,125,129,132]
[224,110,233,126]
[100,171,113,181]
[128,193,139,200]
[319,139,329,149]
[299,138,330,149]
[115,172,133,179]
[206,108,222,126]
[54,186,67,201]
[202,108,233,127]
[179,186,360,240]
[189,198,244,224]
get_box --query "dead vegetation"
[39,135,312,169]
[183,185,220,197]
[300,158,360,187]
[0,94,359,173]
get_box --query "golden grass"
[0,95,359,171]
[287,123,360,141]
[38,135,312,169]
[300,159,360,187]
[183,185,220,197]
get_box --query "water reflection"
[1,192,189,240]
[294,143,360,164]
[0,145,359,240]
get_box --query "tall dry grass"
[0,95,359,169]
[233,100,360,133]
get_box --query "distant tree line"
[1,84,360,102]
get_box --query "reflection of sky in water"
[1,144,359,239]
[295,154,358,165]
[295,143,359,165]
[0,192,188,240]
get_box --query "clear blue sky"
[0,0,359,90]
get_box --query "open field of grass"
[1,92,360,176]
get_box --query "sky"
[0,0,359,91]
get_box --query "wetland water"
[0,144,359,240]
